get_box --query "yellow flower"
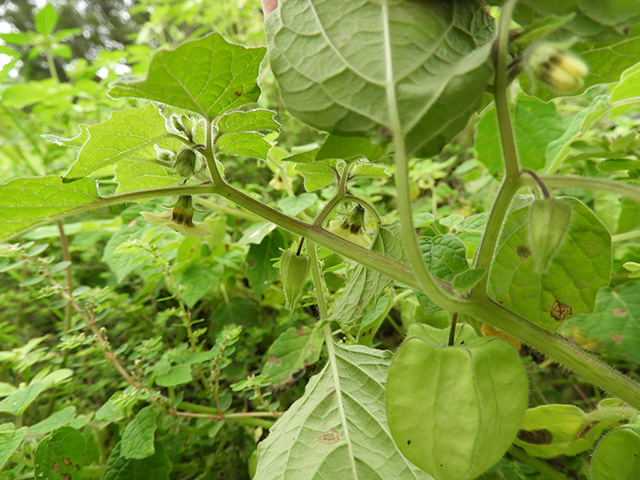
[140,196,210,237]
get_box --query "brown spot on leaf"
[577,421,600,438]
[550,300,571,321]
[517,429,553,445]
[611,308,627,317]
[318,428,339,444]
[54,462,60,473]
[611,333,624,344]
[62,457,72,466]
[516,245,531,258]
[268,355,281,366]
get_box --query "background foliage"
[0,1,639,479]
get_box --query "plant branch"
[527,175,640,203]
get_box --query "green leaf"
[452,268,486,292]
[121,406,158,460]
[0,426,26,471]
[155,364,192,387]
[246,230,285,297]
[216,108,280,132]
[237,222,277,245]
[102,441,172,480]
[175,263,223,308]
[42,125,90,148]
[560,283,640,364]
[266,0,495,156]
[350,161,390,179]
[475,96,565,175]
[109,34,264,120]
[544,98,607,174]
[294,163,336,191]
[34,3,59,36]
[328,224,403,327]
[216,131,271,158]
[261,327,324,385]
[316,135,387,162]
[0,32,33,46]
[509,1,640,43]
[277,193,317,216]
[64,104,183,181]
[514,404,610,458]
[255,344,428,480]
[575,25,640,91]
[34,426,85,480]
[29,406,76,435]
[592,422,640,480]
[0,382,47,415]
[0,176,99,242]
[114,161,179,195]
[419,234,469,282]
[489,197,611,331]
[610,63,640,117]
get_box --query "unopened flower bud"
[174,148,197,177]
[280,250,311,309]
[171,114,195,139]
[527,44,588,92]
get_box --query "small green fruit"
[529,197,572,273]
[280,250,310,309]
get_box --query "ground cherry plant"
[1,0,640,479]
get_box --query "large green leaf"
[114,161,179,195]
[475,96,565,175]
[489,197,611,331]
[261,327,324,385]
[0,425,26,470]
[0,382,47,415]
[109,34,264,120]
[328,224,405,328]
[506,1,640,43]
[64,104,183,181]
[266,0,495,156]
[560,283,640,364]
[0,176,99,242]
[102,441,172,480]
[121,406,158,460]
[34,427,86,480]
[254,343,429,480]
[575,25,640,91]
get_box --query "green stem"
[381,0,463,312]
[308,240,329,321]
[494,0,520,180]
[473,297,640,409]
[473,0,521,295]
[531,175,640,203]
[203,119,225,185]
[308,239,358,478]
[471,177,522,294]
[46,49,59,83]
[612,230,640,243]
[508,446,566,480]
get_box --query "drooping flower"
[327,204,371,248]
[141,195,210,237]
[527,44,588,92]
